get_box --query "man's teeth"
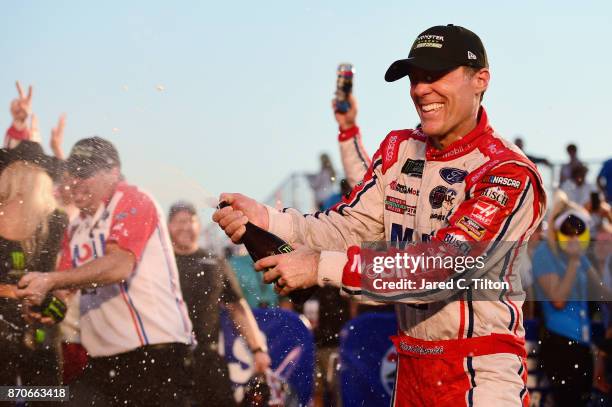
[422,103,443,112]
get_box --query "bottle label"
[11,251,25,270]
[35,329,46,343]
[278,244,293,254]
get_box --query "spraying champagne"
[217,202,318,304]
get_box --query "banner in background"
[220,308,315,406]
[339,312,397,406]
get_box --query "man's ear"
[473,68,490,95]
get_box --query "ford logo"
[439,167,468,184]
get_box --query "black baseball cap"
[385,24,488,82]
[0,141,63,181]
[66,136,121,178]
[168,201,197,221]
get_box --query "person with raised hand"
[334,93,371,189]
[5,81,37,148]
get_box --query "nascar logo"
[487,176,521,189]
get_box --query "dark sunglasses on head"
[559,215,587,236]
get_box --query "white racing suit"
[338,125,371,188]
[268,108,546,406]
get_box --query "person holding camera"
[533,193,600,407]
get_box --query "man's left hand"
[254,245,320,297]
[15,272,54,306]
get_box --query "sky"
[2,1,611,218]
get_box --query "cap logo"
[418,34,444,41]
[414,34,444,49]
[467,51,477,60]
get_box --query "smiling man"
[17,137,195,406]
[213,25,547,406]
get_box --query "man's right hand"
[212,193,269,243]
[333,94,358,131]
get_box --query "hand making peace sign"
[10,81,33,124]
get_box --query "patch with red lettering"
[385,196,411,215]
[470,199,499,225]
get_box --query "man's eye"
[409,73,435,84]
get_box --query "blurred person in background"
[3,85,85,387]
[593,230,612,401]
[4,81,65,155]
[4,81,38,148]
[168,201,271,407]
[518,221,545,319]
[560,163,598,206]
[321,178,352,210]
[302,286,350,407]
[598,158,612,205]
[55,169,88,386]
[513,136,552,167]
[307,153,337,210]
[226,244,279,309]
[560,143,584,185]
[37,112,88,386]
[16,137,195,406]
[561,164,612,235]
[0,141,67,398]
[532,193,600,406]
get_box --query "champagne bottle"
[218,202,318,304]
[6,250,26,284]
[6,249,65,343]
[27,294,67,344]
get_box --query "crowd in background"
[1,80,612,407]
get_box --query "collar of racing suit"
[425,107,492,162]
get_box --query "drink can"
[335,63,355,113]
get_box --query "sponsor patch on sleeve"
[456,215,486,240]
[470,199,499,226]
[481,186,509,206]
[442,232,472,256]
[486,175,521,189]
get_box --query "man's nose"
[411,81,433,99]
[177,223,192,232]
